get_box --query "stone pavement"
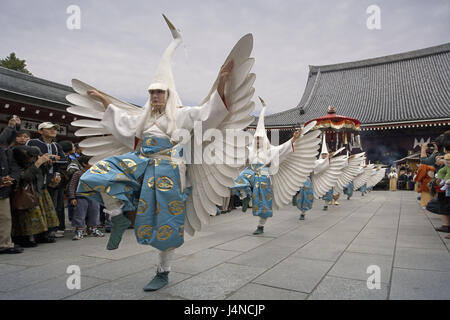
[0,191,449,300]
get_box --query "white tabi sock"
[258,217,267,227]
[157,249,175,273]
[100,192,124,217]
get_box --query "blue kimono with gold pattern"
[293,177,314,213]
[343,181,354,198]
[231,164,273,219]
[77,136,191,251]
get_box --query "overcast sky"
[1,0,449,115]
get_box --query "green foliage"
[0,52,32,75]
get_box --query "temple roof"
[255,42,450,128]
[0,66,74,108]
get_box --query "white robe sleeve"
[176,90,229,131]
[101,103,142,149]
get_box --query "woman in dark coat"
[11,146,59,247]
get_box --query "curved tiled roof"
[0,66,74,107]
[258,42,450,128]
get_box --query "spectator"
[0,124,22,254]
[67,155,104,240]
[425,131,450,236]
[0,115,21,146]
[13,130,31,146]
[11,146,57,247]
[414,164,435,209]
[26,122,65,238]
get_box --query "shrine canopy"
[305,106,360,133]
[305,106,362,152]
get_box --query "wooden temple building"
[249,42,450,165]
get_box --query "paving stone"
[394,247,450,272]
[253,257,334,293]
[215,236,274,252]
[227,283,307,300]
[389,268,450,300]
[0,256,110,292]
[229,244,297,269]
[164,263,266,300]
[66,270,190,300]
[172,248,241,275]
[82,251,160,280]
[328,252,393,284]
[292,240,347,262]
[396,234,446,250]
[0,263,27,276]
[308,276,388,300]
[0,275,106,300]
[347,237,395,256]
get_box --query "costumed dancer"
[231,97,321,234]
[335,152,366,201]
[367,166,386,191]
[353,162,373,196]
[293,176,313,220]
[311,134,347,211]
[66,16,256,291]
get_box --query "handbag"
[10,183,39,211]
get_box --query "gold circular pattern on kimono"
[137,199,148,215]
[252,193,256,200]
[253,205,259,212]
[156,176,174,191]
[93,185,106,193]
[154,159,161,167]
[145,138,157,146]
[265,193,273,201]
[119,159,137,174]
[244,174,252,180]
[255,182,260,188]
[168,200,184,215]
[137,225,153,239]
[147,176,155,189]
[80,181,93,191]
[262,206,269,213]
[307,194,314,201]
[179,225,184,238]
[260,182,269,189]
[117,173,130,181]
[156,202,160,214]
[90,161,110,174]
[170,161,178,169]
[157,225,172,241]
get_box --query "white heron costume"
[231,97,321,234]
[66,15,256,291]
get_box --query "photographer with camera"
[26,122,66,241]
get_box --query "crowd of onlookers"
[415,131,450,239]
[0,115,108,254]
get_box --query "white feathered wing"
[183,34,256,236]
[334,152,366,193]
[312,155,348,199]
[270,122,321,209]
[66,80,143,164]
[354,164,375,190]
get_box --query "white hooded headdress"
[320,133,329,155]
[248,97,272,164]
[135,15,182,140]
